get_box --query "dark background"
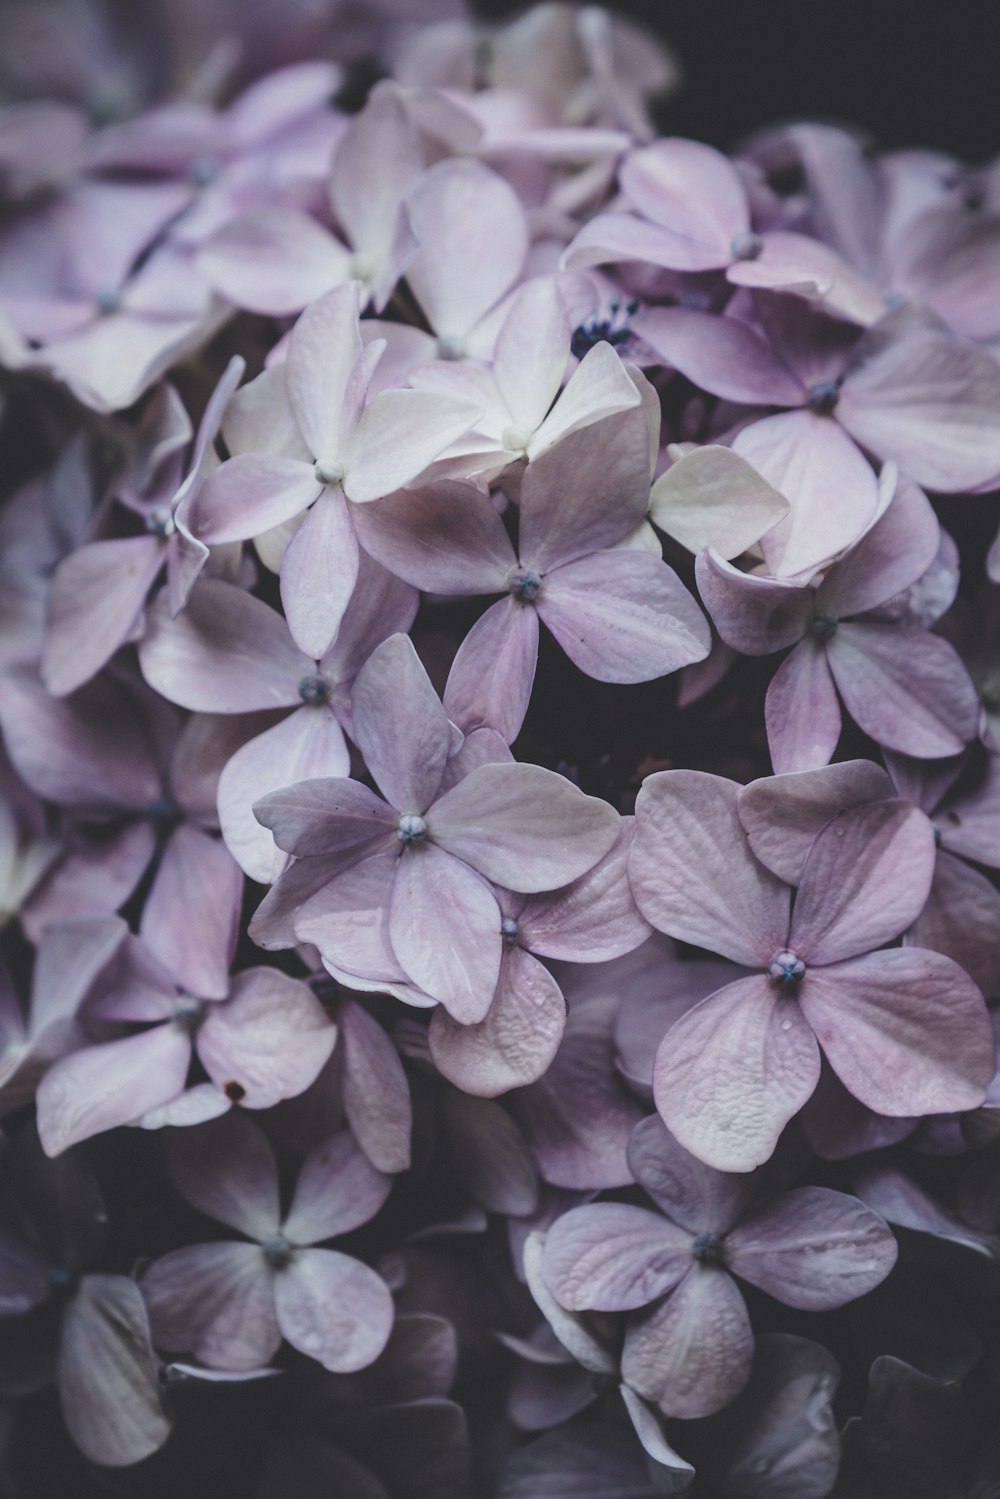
[476,0,1000,163]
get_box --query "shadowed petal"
[538,551,710,682]
[738,760,893,884]
[283,1130,391,1244]
[764,639,842,774]
[274,1249,393,1371]
[140,825,241,998]
[218,707,351,884]
[36,1025,192,1156]
[339,998,412,1173]
[197,968,337,1110]
[627,1114,754,1235]
[816,476,940,619]
[826,623,980,759]
[635,307,805,407]
[139,578,310,713]
[164,1112,281,1239]
[42,536,165,696]
[521,820,652,964]
[653,976,821,1173]
[695,550,811,656]
[58,1275,170,1467]
[254,777,396,859]
[442,598,539,743]
[353,481,514,594]
[188,454,319,545]
[389,845,502,1022]
[430,761,620,892]
[790,801,936,965]
[908,851,1000,998]
[542,1202,692,1311]
[142,1242,280,1370]
[798,950,993,1115]
[351,634,452,813]
[622,1266,754,1418]
[429,946,566,1096]
[726,1186,897,1309]
[630,771,791,966]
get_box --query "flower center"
[806,380,840,415]
[769,949,806,986]
[501,916,520,945]
[397,813,428,844]
[507,567,541,603]
[570,297,636,360]
[501,425,532,454]
[172,994,204,1029]
[145,506,175,539]
[691,1231,727,1266]
[298,672,331,706]
[94,285,121,316]
[811,611,838,643]
[348,251,374,283]
[729,231,763,261]
[313,458,344,486]
[189,154,220,186]
[262,1233,292,1269]
[436,335,466,361]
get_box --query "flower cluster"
[1,0,1000,1492]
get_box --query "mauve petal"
[562,207,734,274]
[799,1063,916,1162]
[255,777,396,859]
[285,282,363,461]
[353,481,514,595]
[330,82,422,292]
[430,761,620,892]
[650,446,790,559]
[36,1025,191,1156]
[351,633,452,813]
[30,913,129,1036]
[908,851,1000,998]
[248,851,352,950]
[790,801,936,965]
[442,598,539,743]
[635,307,805,406]
[542,1202,692,1311]
[522,1231,617,1375]
[826,622,980,758]
[344,389,482,502]
[816,476,940,619]
[521,820,652,964]
[514,966,645,1190]
[279,487,360,659]
[197,208,351,315]
[538,551,710,683]
[388,846,502,1021]
[728,230,884,324]
[140,825,241,998]
[726,1186,897,1309]
[339,998,412,1174]
[518,404,652,571]
[429,946,566,1096]
[695,550,811,656]
[622,1267,754,1418]
[738,760,894,883]
[441,1088,538,1214]
[0,1230,47,1314]
[837,321,1000,491]
[797,950,993,1115]
[406,159,527,340]
[197,968,337,1111]
[58,1276,170,1467]
[493,276,569,432]
[621,137,747,258]
[528,341,642,458]
[733,411,882,581]
[938,757,1000,865]
[142,1242,280,1370]
[627,1114,754,1236]
[274,1248,393,1371]
[653,976,821,1173]
[283,1130,391,1244]
[294,846,408,987]
[630,770,791,967]
[21,822,154,941]
[139,579,310,713]
[137,1084,232,1131]
[42,535,165,697]
[164,1112,281,1239]
[764,639,843,774]
[0,671,162,811]
[85,930,177,1022]
[218,708,350,884]
[615,941,744,1096]
[187,454,319,545]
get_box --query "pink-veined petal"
[164,1111,281,1238]
[542,1202,693,1311]
[388,844,502,1022]
[626,1113,754,1236]
[442,598,539,743]
[283,1130,391,1244]
[274,1248,393,1372]
[350,633,452,814]
[622,1266,754,1418]
[186,453,319,545]
[36,1025,192,1156]
[738,760,894,884]
[764,640,843,775]
[142,1242,280,1370]
[197,968,337,1111]
[140,824,241,999]
[42,536,165,696]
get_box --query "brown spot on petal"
[223,1081,246,1102]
